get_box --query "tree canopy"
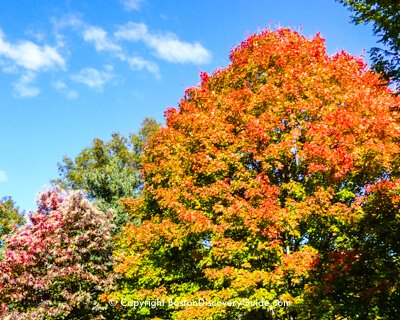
[112,28,400,319]
[53,117,161,228]
[0,188,116,319]
[338,0,400,91]
[0,197,24,248]
[2,26,400,320]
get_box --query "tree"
[0,197,24,247]
[338,0,400,91]
[53,118,161,228]
[305,180,400,319]
[0,188,116,319]
[112,28,400,319]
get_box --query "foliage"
[53,118,161,228]
[0,197,24,247]
[112,28,400,319]
[338,0,400,91]
[0,188,116,319]
[305,179,400,319]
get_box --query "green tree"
[53,117,161,228]
[338,0,400,91]
[0,197,24,247]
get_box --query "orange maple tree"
[112,28,400,319]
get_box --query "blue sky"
[0,0,377,212]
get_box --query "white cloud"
[52,80,78,99]
[83,26,121,53]
[71,67,114,91]
[80,24,159,77]
[115,22,212,64]
[116,22,147,41]
[0,28,65,71]
[53,18,160,77]
[124,55,160,77]
[0,171,8,183]
[120,0,143,11]
[13,72,40,98]
[148,35,211,64]
[52,15,83,30]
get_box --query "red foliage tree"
[113,28,400,319]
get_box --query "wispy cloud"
[0,170,8,183]
[125,56,160,77]
[52,80,78,99]
[0,28,65,71]
[0,27,65,99]
[13,72,40,98]
[115,22,212,64]
[80,23,159,77]
[71,67,114,91]
[52,16,209,80]
[83,26,121,53]
[120,0,144,11]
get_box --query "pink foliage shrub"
[0,188,115,319]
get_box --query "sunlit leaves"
[338,0,400,91]
[53,118,161,229]
[0,197,24,248]
[114,28,400,319]
[0,188,115,319]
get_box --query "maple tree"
[304,179,400,319]
[0,188,116,319]
[112,28,400,319]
